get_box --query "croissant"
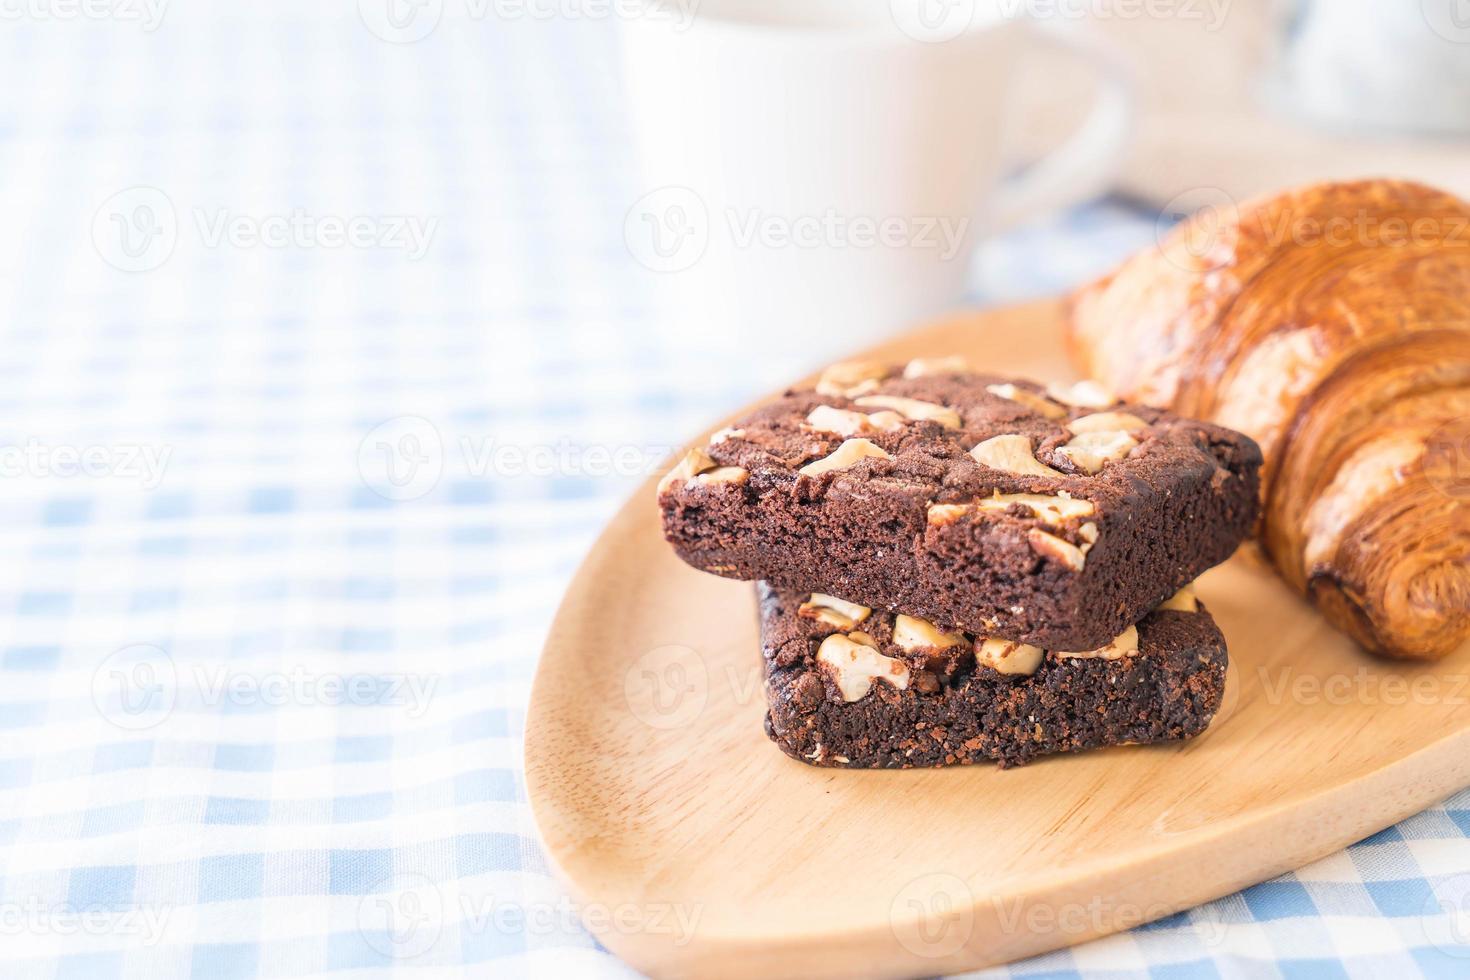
[1068,179,1470,660]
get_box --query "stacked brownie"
[658,357,1261,767]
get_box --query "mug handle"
[985,20,1137,234]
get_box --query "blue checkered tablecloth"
[2,5,1469,978]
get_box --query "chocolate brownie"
[659,357,1261,651]
[759,582,1227,769]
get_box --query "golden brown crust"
[1067,179,1470,660]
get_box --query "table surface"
[1,6,1468,979]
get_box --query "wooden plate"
[524,299,1470,979]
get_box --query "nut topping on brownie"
[892,614,967,653]
[814,360,887,398]
[852,395,961,429]
[1158,585,1199,613]
[1045,378,1115,408]
[797,437,892,477]
[1055,625,1140,661]
[815,632,910,702]
[986,382,1068,419]
[791,588,1165,693]
[660,360,1261,650]
[759,583,1227,768]
[975,638,1045,676]
[1056,429,1139,474]
[970,492,1096,524]
[1026,528,1088,572]
[805,405,904,437]
[903,355,970,378]
[969,434,1062,477]
[656,447,748,495]
[1067,411,1148,434]
[798,593,871,630]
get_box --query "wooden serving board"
[524,299,1470,979]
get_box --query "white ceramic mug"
[619,0,1134,362]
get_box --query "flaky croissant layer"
[1069,179,1470,660]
